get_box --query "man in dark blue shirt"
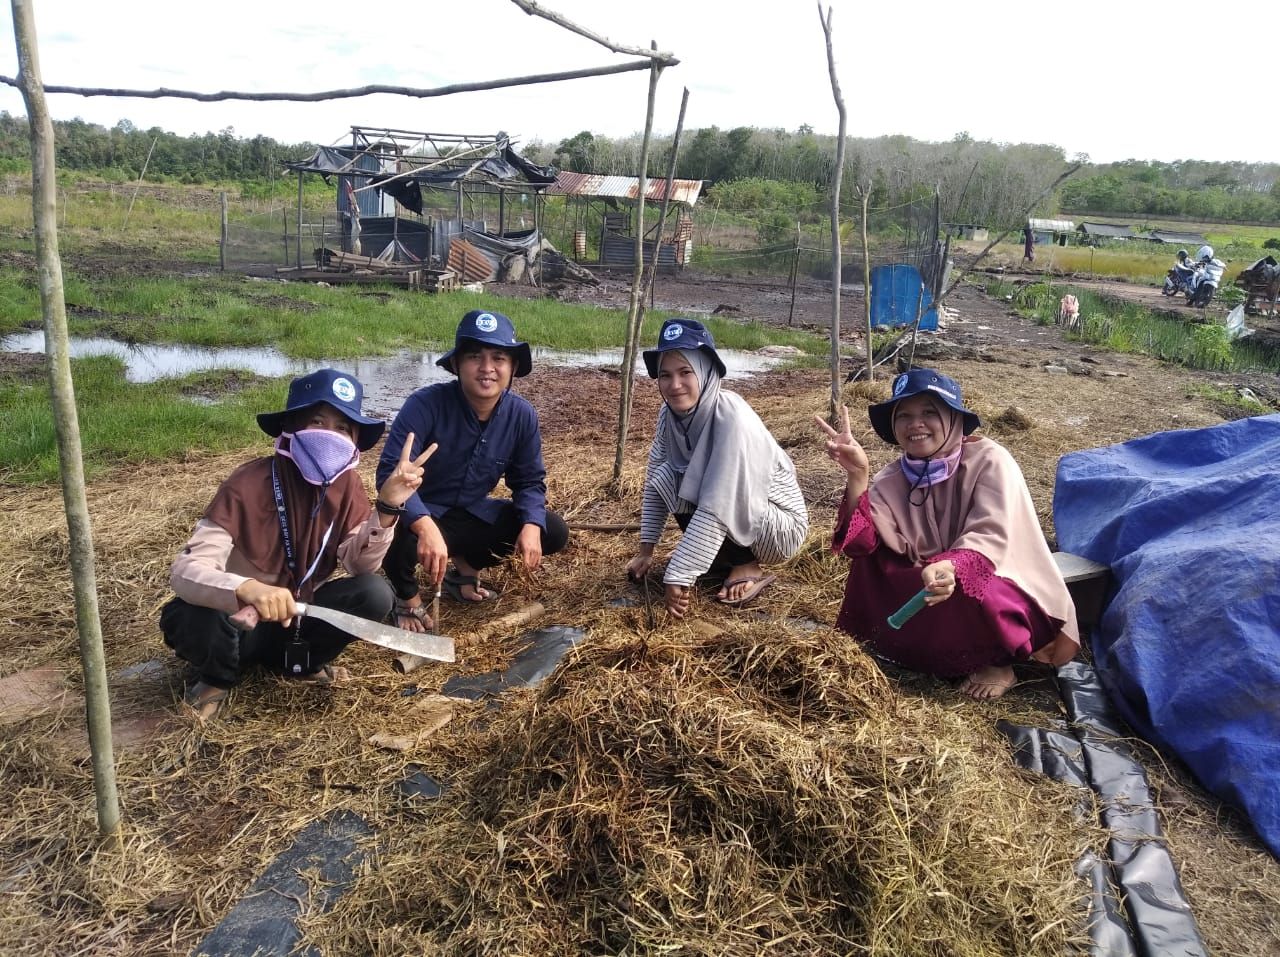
[376,310,569,631]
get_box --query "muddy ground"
[2,264,1278,955]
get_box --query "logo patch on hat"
[926,384,958,401]
[893,374,908,396]
[475,313,499,333]
[663,323,684,341]
[331,377,357,403]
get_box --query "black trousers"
[674,511,757,578]
[160,574,394,689]
[383,504,570,600]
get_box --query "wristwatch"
[375,498,407,517]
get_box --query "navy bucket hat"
[436,309,533,378]
[867,367,981,445]
[257,368,386,451]
[642,318,727,379]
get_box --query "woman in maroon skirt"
[814,369,1078,699]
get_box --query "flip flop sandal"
[391,597,432,632]
[716,574,777,607]
[442,569,501,604]
[183,681,229,721]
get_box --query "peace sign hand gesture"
[378,432,438,509]
[813,405,871,498]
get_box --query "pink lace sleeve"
[833,491,878,556]
[932,548,994,601]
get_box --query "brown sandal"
[183,681,228,722]
[392,597,432,633]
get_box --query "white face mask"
[274,429,359,486]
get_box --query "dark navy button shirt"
[376,380,548,529]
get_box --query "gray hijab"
[656,349,788,545]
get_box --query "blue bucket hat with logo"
[436,309,532,378]
[256,368,386,451]
[867,367,981,445]
[642,318,727,379]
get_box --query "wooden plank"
[1053,551,1109,583]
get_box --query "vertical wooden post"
[819,4,847,416]
[788,220,801,326]
[282,204,290,267]
[640,86,690,318]
[611,46,662,486]
[295,170,304,268]
[220,191,227,272]
[860,186,873,379]
[11,0,122,846]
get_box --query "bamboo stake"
[611,47,662,487]
[818,3,847,421]
[10,0,121,847]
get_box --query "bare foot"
[959,665,1017,700]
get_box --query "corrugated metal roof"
[1149,229,1207,245]
[546,171,703,205]
[1079,222,1135,238]
[1028,218,1074,231]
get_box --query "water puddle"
[1,332,790,418]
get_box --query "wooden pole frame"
[10,0,122,846]
[611,48,663,486]
[819,3,847,421]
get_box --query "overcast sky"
[1,0,1273,166]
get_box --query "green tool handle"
[887,588,929,630]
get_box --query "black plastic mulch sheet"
[197,627,587,955]
[192,810,371,957]
[999,660,1208,957]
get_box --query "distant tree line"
[1058,159,1280,224]
[2,112,1278,226]
[0,112,318,184]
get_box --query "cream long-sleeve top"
[170,513,394,615]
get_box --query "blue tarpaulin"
[1053,415,1280,857]
[869,264,938,330]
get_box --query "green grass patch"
[0,356,285,484]
[985,278,1280,374]
[1,268,827,359]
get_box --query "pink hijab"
[868,405,1079,665]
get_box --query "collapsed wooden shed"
[283,126,559,287]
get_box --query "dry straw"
[9,364,1270,955]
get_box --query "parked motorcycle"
[1162,251,1198,296]
[1186,245,1226,307]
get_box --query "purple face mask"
[275,429,359,486]
[900,443,964,488]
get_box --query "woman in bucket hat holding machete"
[160,368,435,720]
[627,318,809,619]
[814,368,1078,699]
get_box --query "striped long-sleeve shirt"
[640,425,808,586]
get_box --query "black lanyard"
[271,460,334,595]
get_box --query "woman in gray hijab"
[626,319,808,618]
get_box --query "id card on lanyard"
[270,460,336,596]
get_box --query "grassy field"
[986,278,1280,374]
[0,180,828,483]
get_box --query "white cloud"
[0,0,1273,163]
